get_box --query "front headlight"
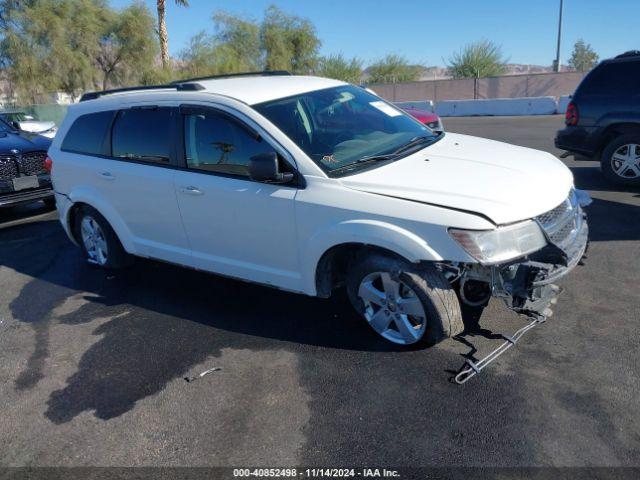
[448,220,547,264]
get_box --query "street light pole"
[554,0,564,72]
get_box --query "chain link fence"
[1,104,68,126]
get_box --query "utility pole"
[554,0,564,72]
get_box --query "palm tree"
[156,0,189,69]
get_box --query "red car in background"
[400,106,444,132]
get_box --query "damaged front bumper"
[454,190,590,318]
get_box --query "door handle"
[179,186,204,196]
[99,171,115,180]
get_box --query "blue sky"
[111,0,638,67]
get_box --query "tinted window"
[184,111,272,177]
[579,61,640,96]
[61,111,114,155]
[112,108,172,163]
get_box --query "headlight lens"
[449,220,547,264]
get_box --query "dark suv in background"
[0,118,53,208]
[555,51,640,185]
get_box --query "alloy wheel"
[80,216,108,266]
[357,271,427,345]
[611,144,640,179]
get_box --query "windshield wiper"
[329,153,398,174]
[328,134,440,176]
[392,135,434,155]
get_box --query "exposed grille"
[535,190,583,252]
[18,151,47,176]
[0,155,18,180]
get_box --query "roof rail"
[79,82,205,102]
[614,50,640,59]
[171,70,292,85]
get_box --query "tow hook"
[453,312,548,385]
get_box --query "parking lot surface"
[1,115,639,468]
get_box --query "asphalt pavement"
[1,115,639,470]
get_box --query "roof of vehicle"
[192,75,346,105]
[80,74,348,106]
[613,50,640,59]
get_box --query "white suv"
[49,72,589,346]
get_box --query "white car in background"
[49,72,589,346]
[0,111,57,138]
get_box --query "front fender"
[302,219,442,295]
[66,187,137,254]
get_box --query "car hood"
[0,130,52,154]
[339,132,574,225]
[18,120,56,132]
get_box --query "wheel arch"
[65,191,136,254]
[307,219,443,297]
[597,122,640,155]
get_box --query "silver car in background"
[0,111,57,138]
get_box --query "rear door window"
[111,107,173,164]
[61,110,115,155]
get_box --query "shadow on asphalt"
[3,218,457,425]
[570,165,640,242]
[0,200,54,225]
[2,168,639,428]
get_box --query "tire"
[346,254,463,346]
[74,205,133,269]
[600,134,640,186]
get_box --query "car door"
[99,106,191,265]
[173,104,302,292]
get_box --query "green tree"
[0,0,110,102]
[261,5,320,73]
[448,40,507,79]
[178,31,217,78]
[316,54,363,83]
[95,2,158,89]
[156,0,189,69]
[211,11,262,73]
[568,39,599,72]
[366,54,423,84]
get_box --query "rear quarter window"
[578,61,640,97]
[61,110,115,155]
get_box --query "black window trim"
[177,103,305,188]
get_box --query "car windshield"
[3,112,32,122]
[254,86,440,175]
[0,118,14,132]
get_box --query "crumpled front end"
[448,189,590,318]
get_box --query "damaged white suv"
[50,72,589,346]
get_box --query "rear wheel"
[346,254,463,346]
[601,135,640,185]
[74,206,132,269]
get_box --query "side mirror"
[249,152,294,184]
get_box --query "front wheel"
[601,135,640,185]
[346,254,463,346]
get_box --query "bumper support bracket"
[453,313,547,385]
